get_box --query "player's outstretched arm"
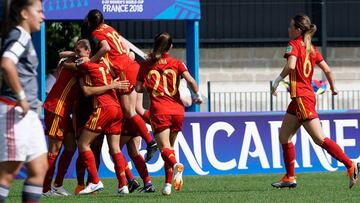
[80,78,129,97]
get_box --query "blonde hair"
[293,14,317,55]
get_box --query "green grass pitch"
[7,172,360,202]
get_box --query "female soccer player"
[271,14,359,189]
[85,9,158,162]
[136,32,203,195]
[0,0,48,202]
[69,39,130,195]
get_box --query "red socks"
[121,153,134,182]
[282,143,295,178]
[112,152,127,188]
[79,151,99,184]
[132,154,151,184]
[164,162,173,184]
[322,137,353,168]
[54,150,75,187]
[161,148,176,184]
[141,110,150,124]
[43,152,58,192]
[75,157,86,186]
[129,114,153,144]
[161,148,177,168]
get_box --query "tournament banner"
[42,0,201,20]
[17,111,360,178]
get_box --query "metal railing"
[207,82,360,112]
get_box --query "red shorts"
[150,114,184,134]
[44,110,73,141]
[121,119,140,137]
[115,60,139,95]
[84,106,123,135]
[287,96,318,122]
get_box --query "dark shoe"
[128,179,140,193]
[139,183,155,193]
[145,141,158,162]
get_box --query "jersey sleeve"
[314,47,324,64]
[1,30,28,64]
[178,61,189,75]
[283,41,299,59]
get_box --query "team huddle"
[0,0,359,203]
[41,9,203,196]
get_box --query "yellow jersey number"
[303,53,312,78]
[147,69,178,97]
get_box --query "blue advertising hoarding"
[43,0,201,20]
[18,111,360,178]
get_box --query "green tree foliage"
[45,22,82,73]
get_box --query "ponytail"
[292,14,317,55]
[147,32,172,65]
[304,24,317,55]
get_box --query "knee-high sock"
[121,153,134,182]
[22,182,42,203]
[112,152,127,188]
[43,152,58,192]
[131,154,151,184]
[0,184,9,202]
[161,148,177,168]
[91,144,102,170]
[75,157,85,186]
[164,162,173,184]
[282,143,295,178]
[141,110,150,124]
[129,114,153,144]
[79,151,99,184]
[322,137,352,168]
[54,150,75,187]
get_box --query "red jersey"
[78,61,120,108]
[91,23,132,72]
[284,36,324,98]
[137,54,188,115]
[43,67,79,116]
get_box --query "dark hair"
[292,14,317,54]
[147,32,172,65]
[86,9,104,32]
[2,0,36,37]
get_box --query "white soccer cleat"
[42,189,60,197]
[173,163,184,191]
[162,183,172,196]
[117,185,129,195]
[52,185,71,196]
[78,181,104,195]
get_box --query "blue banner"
[17,111,360,179]
[43,0,201,20]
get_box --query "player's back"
[92,24,128,64]
[285,36,323,97]
[141,54,188,115]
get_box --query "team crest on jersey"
[286,45,292,53]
